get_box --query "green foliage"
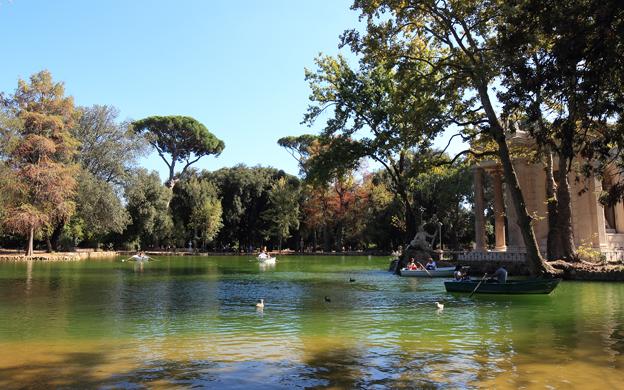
[72,169,130,245]
[496,0,624,199]
[132,115,224,186]
[410,158,474,250]
[261,177,300,249]
[299,53,452,238]
[123,169,173,247]
[72,105,147,184]
[171,171,223,248]
[203,165,296,250]
[190,196,223,247]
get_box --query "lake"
[0,255,622,388]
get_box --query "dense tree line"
[0,71,474,254]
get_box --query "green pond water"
[0,256,622,389]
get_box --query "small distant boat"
[444,278,561,294]
[400,266,455,277]
[257,253,276,264]
[123,254,150,262]
[258,257,276,264]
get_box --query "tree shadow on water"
[0,351,323,389]
[301,347,363,389]
[0,351,109,389]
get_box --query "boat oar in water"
[418,262,432,277]
[469,273,488,297]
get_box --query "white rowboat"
[257,256,276,264]
[400,266,455,277]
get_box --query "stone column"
[492,169,507,251]
[592,178,609,251]
[614,203,624,234]
[473,167,486,252]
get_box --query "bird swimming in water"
[324,296,331,303]
[435,302,444,310]
[256,299,264,309]
[349,278,356,282]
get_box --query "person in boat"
[407,258,418,270]
[454,265,471,281]
[453,265,463,281]
[258,246,270,259]
[491,265,508,283]
[425,259,437,270]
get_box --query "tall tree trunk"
[556,156,576,260]
[545,151,563,260]
[323,224,331,252]
[50,221,64,251]
[26,226,34,257]
[45,235,53,253]
[337,222,344,251]
[398,186,416,242]
[476,84,555,276]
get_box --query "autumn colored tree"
[0,71,78,256]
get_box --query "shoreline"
[0,250,120,262]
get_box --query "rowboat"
[122,254,151,262]
[258,256,277,264]
[400,266,455,277]
[444,278,561,294]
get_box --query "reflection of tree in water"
[301,346,362,388]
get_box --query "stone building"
[461,132,624,262]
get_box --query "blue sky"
[0,0,463,180]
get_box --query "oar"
[469,273,488,297]
[418,262,433,277]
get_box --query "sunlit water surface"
[0,256,622,389]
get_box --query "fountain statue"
[390,222,439,274]
[409,223,436,251]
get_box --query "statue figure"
[391,245,403,259]
[409,223,436,251]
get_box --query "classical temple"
[461,131,624,262]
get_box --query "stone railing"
[601,250,624,263]
[457,250,527,262]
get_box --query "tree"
[204,165,290,250]
[1,71,78,256]
[170,171,222,249]
[410,157,474,250]
[132,116,224,189]
[347,0,556,275]
[72,169,130,247]
[261,177,300,250]
[72,105,146,184]
[299,55,451,240]
[496,0,624,260]
[190,196,223,250]
[123,169,173,248]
